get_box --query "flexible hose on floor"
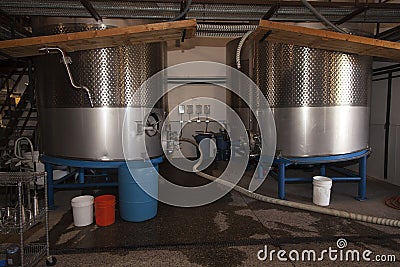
[180,138,400,228]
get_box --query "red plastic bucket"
[94,195,116,226]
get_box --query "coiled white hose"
[181,138,400,228]
[14,137,34,161]
[14,136,36,171]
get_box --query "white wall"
[165,45,400,185]
[168,46,225,66]
[387,77,400,185]
[166,45,227,157]
[367,62,400,186]
[368,78,387,180]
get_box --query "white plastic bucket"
[313,176,333,206]
[71,195,94,227]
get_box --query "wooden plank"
[0,19,197,59]
[255,20,400,62]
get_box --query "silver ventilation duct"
[196,24,257,37]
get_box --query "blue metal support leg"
[79,168,85,183]
[272,149,369,201]
[278,162,285,199]
[41,155,164,208]
[320,164,326,176]
[357,155,367,201]
[45,162,55,209]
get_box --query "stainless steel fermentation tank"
[33,18,166,161]
[227,38,372,157]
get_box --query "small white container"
[313,176,333,206]
[71,195,94,227]
[23,151,45,172]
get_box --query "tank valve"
[144,113,160,137]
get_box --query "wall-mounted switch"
[204,105,211,115]
[178,105,185,114]
[187,105,193,114]
[196,105,202,115]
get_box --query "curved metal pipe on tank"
[39,47,94,108]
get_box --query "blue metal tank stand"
[267,149,369,200]
[42,155,163,209]
[118,157,163,222]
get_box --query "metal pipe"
[2,1,400,22]
[335,6,369,25]
[38,47,94,108]
[384,73,392,179]
[300,0,349,34]
[262,3,280,20]
[376,24,400,41]
[79,0,102,22]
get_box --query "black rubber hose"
[170,0,192,21]
[301,0,349,34]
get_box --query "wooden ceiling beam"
[0,19,197,59]
[254,20,400,62]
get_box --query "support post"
[45,162,54,209]
[79,168,85,183]
[320,164,326,176]
[278,162,285,199]
[357,155,367,200]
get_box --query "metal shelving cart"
[0,172,56,266]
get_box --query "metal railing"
[0,62,37,150]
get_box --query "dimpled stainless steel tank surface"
[34,18,166,161]
[227,38,372,157]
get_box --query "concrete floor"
[19,162,400,266]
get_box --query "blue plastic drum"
[118,158,162,222]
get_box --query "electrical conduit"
[236,30,253,69]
